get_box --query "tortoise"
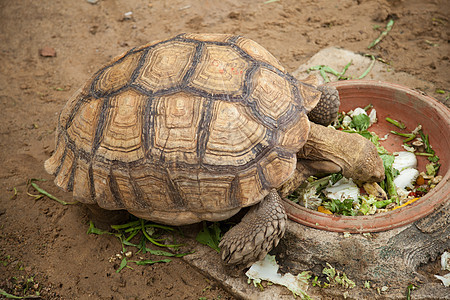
[45,33,385,267]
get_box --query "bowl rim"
[283,80,450,233]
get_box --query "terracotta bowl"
[283,80,450,233]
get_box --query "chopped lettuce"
[324,178,360,201]
[379,153,398,201]
[350,113,371,131]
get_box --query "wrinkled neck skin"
[297,122,385,183]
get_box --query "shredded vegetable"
[289,105,441,216]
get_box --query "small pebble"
[39,46,56,57]
[123,11,133,20]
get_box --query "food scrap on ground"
[435,252,450,287]
[246,254,311,298]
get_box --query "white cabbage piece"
[301,187,323,210]
[324,178,360,201]
[412,124,423,135]
[401,144,416,152]
[392,151,417,172]
[350,107,367,117]
[434,273,450,287]
[368,108,377,125]
[394,168,419,190]
[246,254,309,296]
[379,133,389,141]
[342,115,352,128]
[441,251,450,271]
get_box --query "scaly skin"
[307,85,340,126]
[280,123,385,197]
[298,123,385,181]
[219,189,287,267]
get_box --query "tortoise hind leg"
[219,189,287,267]
[307,85,340,126]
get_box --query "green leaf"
[349,114,370,131]
[29,179,77,205]
[143,248,191,258]
[406,284,417,300]
[116,257,128,273]
[196,222,222,253]
[390,131,416,142]
[87,221,112,235]
[357,55,375,79]
[110,220,141,230]
[368,19,394,49]
[0,288,26,299]
[380,154,398,201]
[385,117,406,129]
[133,259,171,265]
[426,163,439,177]
[330,173,344,185]
[324,199,356,216]
[374,198,393,209]
[359,202,370,215]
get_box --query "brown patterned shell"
[44,33,321,225]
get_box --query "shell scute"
[234,36,285,72]
[129,163,178,211]
[203,101,269,166]
[188,44,251,96]
[238,166,266,207]
[249,67,295,123]
[93,50,143,96]
[96,89,146,162]
[66,97,103,154]
[54,146,75,191]
[135,41,197,93]
[151,92,205,164]
[91,162,126,210]
[72,159,94,203]
[258,149,296,188]
[168,169,239,213]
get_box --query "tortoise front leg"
[219,189,287,267]
[307,84,340,126]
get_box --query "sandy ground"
[0,0,449,299]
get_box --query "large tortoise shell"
[45,33,321,225]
